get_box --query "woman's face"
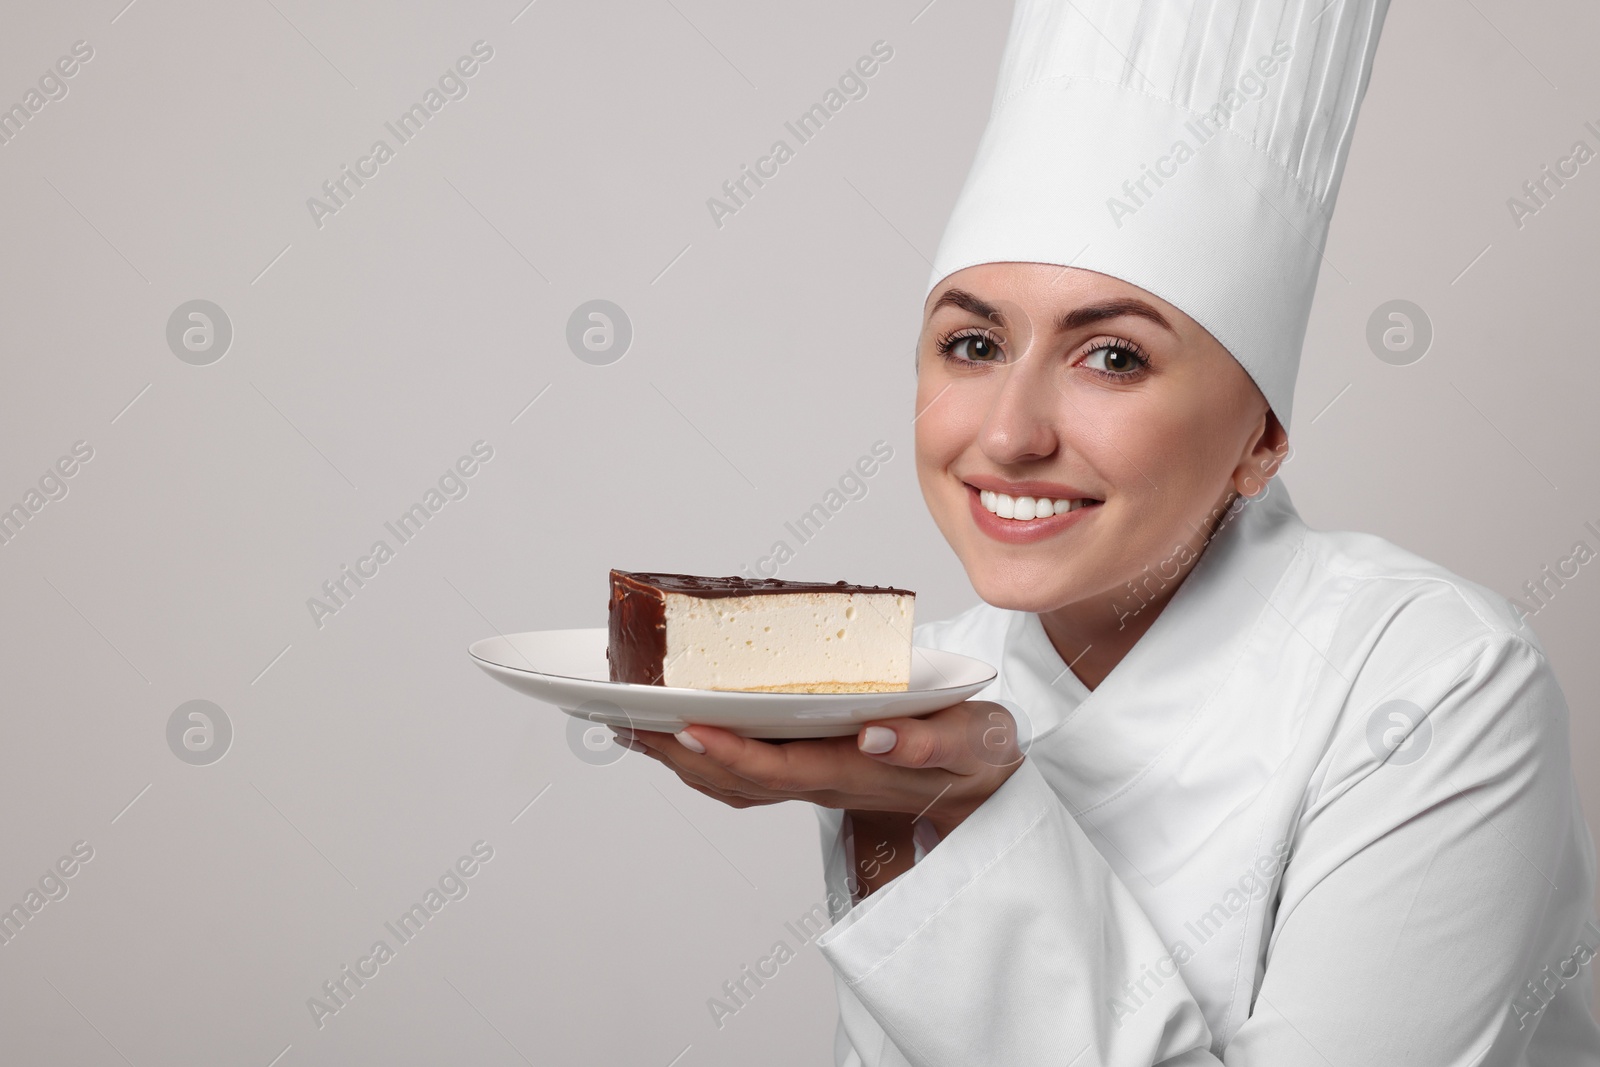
[914,262,1287,617]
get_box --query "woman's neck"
[1038,584,1173,691]
[1038,495,1239,689]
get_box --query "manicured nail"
[609,727,637,742]
[617,738,649,753]
[859,726,896,754]
[675,729,706,754]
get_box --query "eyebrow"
[929,287,1176,336]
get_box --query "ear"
[1232,409,1289,498]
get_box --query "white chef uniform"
[809,0,1600,1062]
[816,482,1600,1064]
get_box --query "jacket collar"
[999,482,1308,811]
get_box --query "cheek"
[914,409,959,509]
[1068,394,1237,551]
[1121,449,1250,575]
[914,382,990,532]
[1079,390,1232,496]
[1053,391,1166,490]
[914,375,982,465]
[1157,401,1253,491]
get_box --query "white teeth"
[977,488,1095,520]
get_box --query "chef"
[617,0,1600,1062]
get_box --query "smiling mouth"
[974,487,1103,521]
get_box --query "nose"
[978,350,1059,465]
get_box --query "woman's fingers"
[636,746,782,805]
[633,725,931,810]
[855,701,1022,773]
[671,724,826,785]
[620,727,801,800]
[643,725,857,797]
[609,701,1024,829]
[679,779,785,808]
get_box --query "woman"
[616,0,1600,1062]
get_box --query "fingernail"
[675,729,706,754]
[860,726,897,754]
[617,738,649,753]
[609,727,637,742]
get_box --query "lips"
[977,489,1094,520]
[963,481,1102,543]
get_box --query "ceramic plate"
[469,627,997,738]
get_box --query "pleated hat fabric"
[927,0,1391,428]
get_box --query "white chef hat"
[927,0,1391,429]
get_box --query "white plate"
[469,627,998,738]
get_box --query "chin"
[963,557,1080,614]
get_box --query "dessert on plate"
[606,569,914,693]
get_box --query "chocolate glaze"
[615,570,915,599]
[608,570,668,685]
[605,569,915,686]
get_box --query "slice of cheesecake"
[606,570,915,693]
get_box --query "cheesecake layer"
[607,570,914,692]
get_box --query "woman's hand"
[611,700,1024,839]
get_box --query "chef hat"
[927,0,1391,429]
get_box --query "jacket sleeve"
[814,634,1600,1066]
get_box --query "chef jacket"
[812,483,1600,1065]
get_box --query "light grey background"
[1,0,1595,1063]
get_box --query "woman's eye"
[940,331,1001,363]
[1081,344,1145,374]
[957,335,996,361]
